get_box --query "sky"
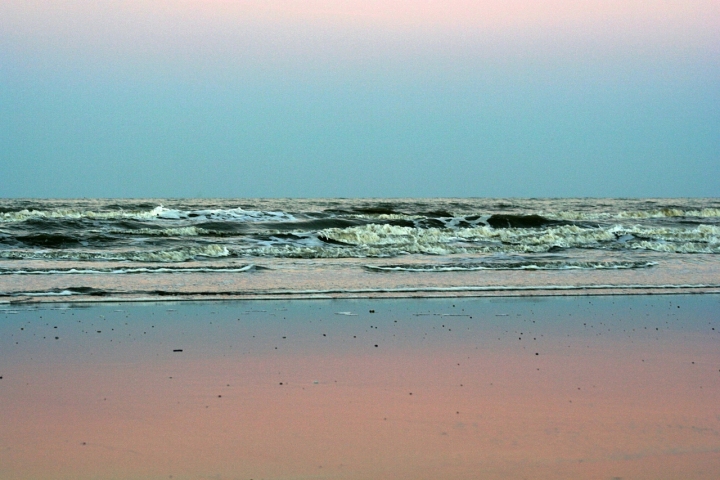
[1,0,719,198]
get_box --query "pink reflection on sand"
[2,331,719,479]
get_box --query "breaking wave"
[547,208,720,221]
[0,206,295,223]
[0,244,230,262]
[151,206,295,222]
[313,223,720,256]
[1,222,717,260]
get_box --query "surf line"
[234,283,720,295]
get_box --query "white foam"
[0,265,254,275]
[0,244,231,262]
[547,208,720,221]
[314,223,720,255]
[153,206,295,222]
[365,261,658,272]
[20,290,76,296]
[0,207,166,223]
[0,205,295,223]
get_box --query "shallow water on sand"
[1,295,719,479]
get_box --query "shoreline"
[3,284,720,304]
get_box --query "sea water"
[1,198,719,302]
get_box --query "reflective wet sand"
[1,296,719,479]
[3,251,720,303]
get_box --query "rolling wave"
[314,223,720,255]
[547,208,720,221]
[0,244,230,262]
[0,199,718,261]
[0,206,295,223]
[1,221,717,261]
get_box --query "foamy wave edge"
[546,208,720,220]
[0,206,295,223]
[5,283,720,302]
[0,265,255,275]
[365,261,658,272]
[0,244,231,262]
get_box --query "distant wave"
[0,206,295,223]
[151,206,296,222]
[0,244,230,262]
[547,208,720,221]
[5,205,719,226]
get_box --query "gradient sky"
[1,0,719,198]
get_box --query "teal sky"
[1,1,719,198]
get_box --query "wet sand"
[1,295,719,479]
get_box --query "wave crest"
[0,206,295,223]
[0,244,230,263]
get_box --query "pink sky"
[3,0,718,62]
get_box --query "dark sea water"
[1,198,719,302]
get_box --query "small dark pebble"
[374,345,378,347]
[369,310,375,313]
[535,353,539,355]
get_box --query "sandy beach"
[1,294,719,479]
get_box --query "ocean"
[1,197,719,302]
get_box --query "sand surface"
[1,295,719,479]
